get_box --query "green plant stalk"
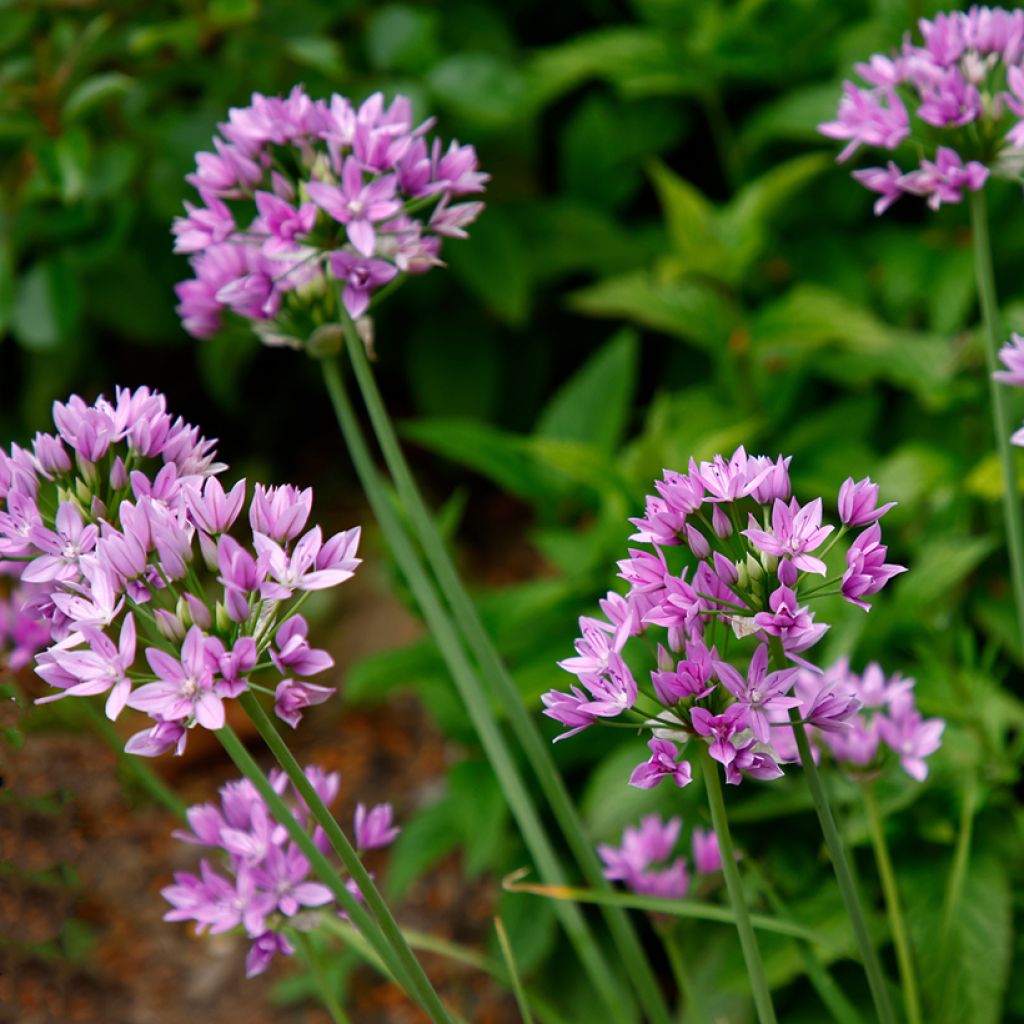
[940,776,977,946]
[698,746,777,1024]
[319,357,635,1021]
[494,918,536,1024]
[777,652,896,1024]
[293,930,352,1024]
[215,720,444,1021]
[743,860,863,1024]
[862,784,921,1024]
[658,924,706,1024]
[969,188,1024,649]
[237,693,454,1022]
[340,321,673,1024]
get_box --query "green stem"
[969,188,1024,650]
[339,325,673,1024]
[494,918,535,1024]
[237,693,454,1024]
[659,924,706,1024]
[940,777,977,945]
[744,859,863,1024]
[214,724,418,998]
[293,930,352,1024]
[862,784,921,1024]
[776,648,896,1024]
[698,746,777,1024]
[319,357,635,1021]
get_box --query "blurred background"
[2,1,1023,1022]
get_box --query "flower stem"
[319,356,638,1021]
[698,746,777,1024]
[658,923,706,1024]
[780,687,896,1024]
[237,693,454,1023]
[292,930,352,1024]
[862,783,921,1024]
[969,187,1024,649]
[337,323,673,1024]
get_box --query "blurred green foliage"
[4,0,1024,1019]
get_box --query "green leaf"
[896,534,997,610]
[400,418,569,504]
[11,262,80,351]
[365,4,440,73]
[536,329,639,453]
[449,761,509,877]
[907,855,1011,1024]
[283,37,346,77]
[446,211,531,325]
[387,797,460,899]
[428,53,527,128]
[62,73,134,122]
[208,0,258,28]
[568,270,738,350]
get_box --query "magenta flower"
[821,9,1024,213]
[877,696,945,781]
[354,803,401,850]
[690,704,750,767]
[743,497,833,575]
[714,644,799,743]
[691,827,723,875]
[842,524,907,610]
[174,88,487,348]
[629,738,693,790]
[274,678,335,729]
[837,476,896,527]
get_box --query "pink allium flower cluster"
[0,387,360,754]
[163,766,399,977]
[819,7,1024,213]
[995,332,1024,444]
[773,660,945,782]
[174,87,488,346]
[597,815,724,900]
[543,450,905,787]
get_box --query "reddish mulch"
[0,565,519,1024]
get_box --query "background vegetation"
[2,0,1023,1020]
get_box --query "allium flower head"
[174,87,488,347]
[776,660,944,781]
[819,7,1024,213]
[0,387,360,755]
[994,332,1024,444]
[544,448,904,787]
[163,766,398,977]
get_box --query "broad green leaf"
[428,53,528,128]
[449,761,509,877]
[399,418,570,504]
[536,329,639,453]
[366,4,440,73]
[741,83,841,149]
[62,73,135,122]
[907,855,1011,1024]
[11,262,79,351]
[896,534,997,610]
[387,797,460,899]
[568,270,739,349]
[446,211,531,325]
[283,37,346,77]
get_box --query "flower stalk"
[862,783,922,1024]
[698,745,777,1024]
[969,187,1024,649]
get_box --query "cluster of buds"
[0,387,360,755]
[597,815,724,901]
[163,766,399,977]
[0,581,49,671]
[819,6,1024,212]
[777,660,944,782]
[543,448,908,788]
[174,87,487,347]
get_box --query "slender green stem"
[698,746,777,1024]
[778,659,896,1024]
[744,859,863,1024]
[969,188,1024,649]
[940,777,977,945]
[293,930,352,1024]
[319,357,634,1020]
[862,784,921,1024]
[494,918,535,1024]
[215,721,441,1020]
[659,924,706,1024]
[339,324,673,1024]
[237,693,454,1024]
